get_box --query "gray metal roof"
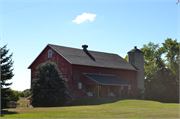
[84,73,131,86]
[49,44,136,71]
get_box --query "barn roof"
[49,44,136,71]
[84,73,131,86]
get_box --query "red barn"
[28,44,144,100]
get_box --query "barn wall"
[72,65,137,99]
[29,46,73,96]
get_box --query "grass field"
[1,98,180,118]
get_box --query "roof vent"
[82,45,88,50]
[134,46,137,49]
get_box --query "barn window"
[78,82,82,89]
[48,50,52,58]
[129,86,131,90]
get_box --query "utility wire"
[176,0,179,4]
[0,0,53,14]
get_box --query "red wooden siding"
[72,65,137,99]
[29,45,138,100]
[29,46,73,95]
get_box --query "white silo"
[128,46,144,98]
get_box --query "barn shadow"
[1,110,18,117]
[65,97,130,106]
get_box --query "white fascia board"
[48,44,72,64]
[28,44,49,69]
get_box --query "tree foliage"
[31,61,68,107]
[124,55,128,61]
[19,89,31,98]
[1,45,14,109]
[141,38,179,103]
[8,89,20,102]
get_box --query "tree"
[1,45,14,109]
[19,92,25,97]
[124,55,128,61]
[23,89,30,92]
[31,61,68,107]
[24,91,30,98]
[19,89,31,98]
[141,38,179,103]
[161,38,179,102]
[8,89,20,102]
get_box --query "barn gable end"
[28,45,73,96]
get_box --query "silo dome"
[128,46,143,53]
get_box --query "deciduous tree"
[8,89,20,102]
[141,38,179,102]
[19,89,31,98]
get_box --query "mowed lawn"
[1,99,180,118]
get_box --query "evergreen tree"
[1,45,14,109]
[31,61,68,107]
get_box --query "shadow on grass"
[65,97,131,106]
[1,109,18,117]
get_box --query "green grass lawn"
[1,98,180,118]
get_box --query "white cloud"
[72,13,97,24]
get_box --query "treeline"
[141,38,179,103]
[19,89,31,98]
[8,89,31,102]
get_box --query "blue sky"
[1,0,179,91]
